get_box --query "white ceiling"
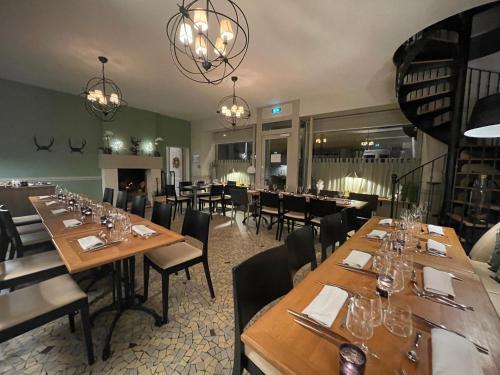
[0,0,492,122]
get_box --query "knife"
[337,263,378,278]
[287,309,350,344]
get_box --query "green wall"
[0,78,190,199]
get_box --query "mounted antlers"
[68,138,87,153]
[33,136,55,152]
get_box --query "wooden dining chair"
[319,212,347,261]
[165,184,191,219]
[143,209,214,324]
[130,195,146,218]
[229,187,253,225]
[102,187,114,204]
[309,198,336,229]
[115,190,128,211]
[285,226,317,281]
[342,207,358,234]
[256,191,282,240]
[319,189,340,198]
[281,195,308,240]
[0,205,44,235]
[0,274,94,365]
[232,245,293,375]
[151,201,174,230]
[198,185,225,218]
[348,193,378,228]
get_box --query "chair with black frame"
[280,195,307,241]
[319,212,347,262]
[232,245,293,375]
[102,187,114,204]
[179,181,193,196]
[0,205,45,236]
[341,206,358,235]
[165,185,191,220]
[115,190,128,211]
[308,198,336,229]
[151,201,174,230]
[226,181,237,187]
[196,180,210,199]
[130,195,147,218]
[229,187,254,225]
[198,184,225,218]
[319,189,340,198]
[256,191,282,240]
[0,274,95,364]
[285,226,317,281]
[348,192,378,229]
[143,209,214,324]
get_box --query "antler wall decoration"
[33,136,55,152]
[68,138,87,153]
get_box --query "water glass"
[346,295,374,354]
[384,302,413,338]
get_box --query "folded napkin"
[45,200,58,206]
[423,267,455,297]
[78,235,105,251]
[378,218,393,226]
[431,328,483,375]
[428,224,445,236]
[63,219,82,228]
[427,239,447,255]
[51,208,67,215]
[132,224,156,238]
[302,285,349,327]
[38,195,51,200]
[343,250,372,269]
[367,229,387,239]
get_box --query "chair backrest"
[180,181,192,188]
[320,190,340,198]
[283,195,307,214]
[130,195,146,218]
[102,187,114,204]
[227,181,237,187]
[181,209,210,254]
[349,193,378,218]
[285,226,317,279]
[116,190,128,210]
[232,245,293,374]
[0,207,12,261]
[151,201,173,230]
[309,198,336,218]
[342,206,357,232]
[197,180,205,186]
[0,208,23,258]
[209,184,224,197]
[260,191,280,209]
[230,187,248,207]
[165,184,177,199]
[320,212,346,256]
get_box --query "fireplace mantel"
[99,154,162,170]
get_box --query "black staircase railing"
[390,153,447,222]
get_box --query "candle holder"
[339,343,366,375]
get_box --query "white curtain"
[215,160,251,186]
[311,158,420,198]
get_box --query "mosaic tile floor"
[0,211,313,375]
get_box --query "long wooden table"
[241,217,500,374]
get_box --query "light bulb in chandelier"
[179,23,193,45]
[220,19,234,41]
[214,37,226,56]
[195,35,207,57]
[193,9,208,32]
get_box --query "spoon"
[406,331,422,363]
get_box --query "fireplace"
[118,169,147,201]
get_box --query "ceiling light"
[81,56,127,122]
[216,76,251,128]
[166,0,249,85]
[465,93,500,138]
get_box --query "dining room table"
[241,216,500,374]
[28,195,185,360]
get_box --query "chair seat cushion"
[146,241,202,270]
[12,214,41,226]
[199,196,222,202]
[284,211,306,220]
[20,230,51,247]
[176,196,192,202]
[16,222,46,235]
[0,274,86,332]
[470,260,500,294]
[261,206,278,215]
[310,217,321,225]
[0,251,64,284]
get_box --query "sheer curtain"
[215,160,251,185]
[311,158,420,198]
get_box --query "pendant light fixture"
[216,76,251,128]
[81,56,127,122]
[166,0,249,85]
[464,93,500,138]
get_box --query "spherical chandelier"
[216,76,251,128]
[81,56,127,122]
[165,0,249,85]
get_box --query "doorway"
[262,136,288,190]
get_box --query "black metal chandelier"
[165,0,249,85]
[216,76,251,128]
[81,56,127,122]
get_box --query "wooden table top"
[241,217,500,374]
[30,196,185,274]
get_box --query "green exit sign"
[271,106,282,114]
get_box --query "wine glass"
[346,295,374,355]
[384,302,413,338]
[358,287,383,327]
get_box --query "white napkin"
[423,267,455,297]
[428,224,445,236]
[45,200,58,206]
[343,250,372,269]
[427,239,447,255]
[367,229,387,239]
[78,235,105,251]
[302,286,348,327]
[38,195,51,200]
[378,218,393,226]
[431,328,483,375]
[51,208,67,215]
[132,224,156,238]
[63,219,82,228]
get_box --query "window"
[217,142,253,161]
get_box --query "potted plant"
[130,137,141,155]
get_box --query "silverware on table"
[337,263,378,278]
[287,309,349,343]
[406,331,422,363]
